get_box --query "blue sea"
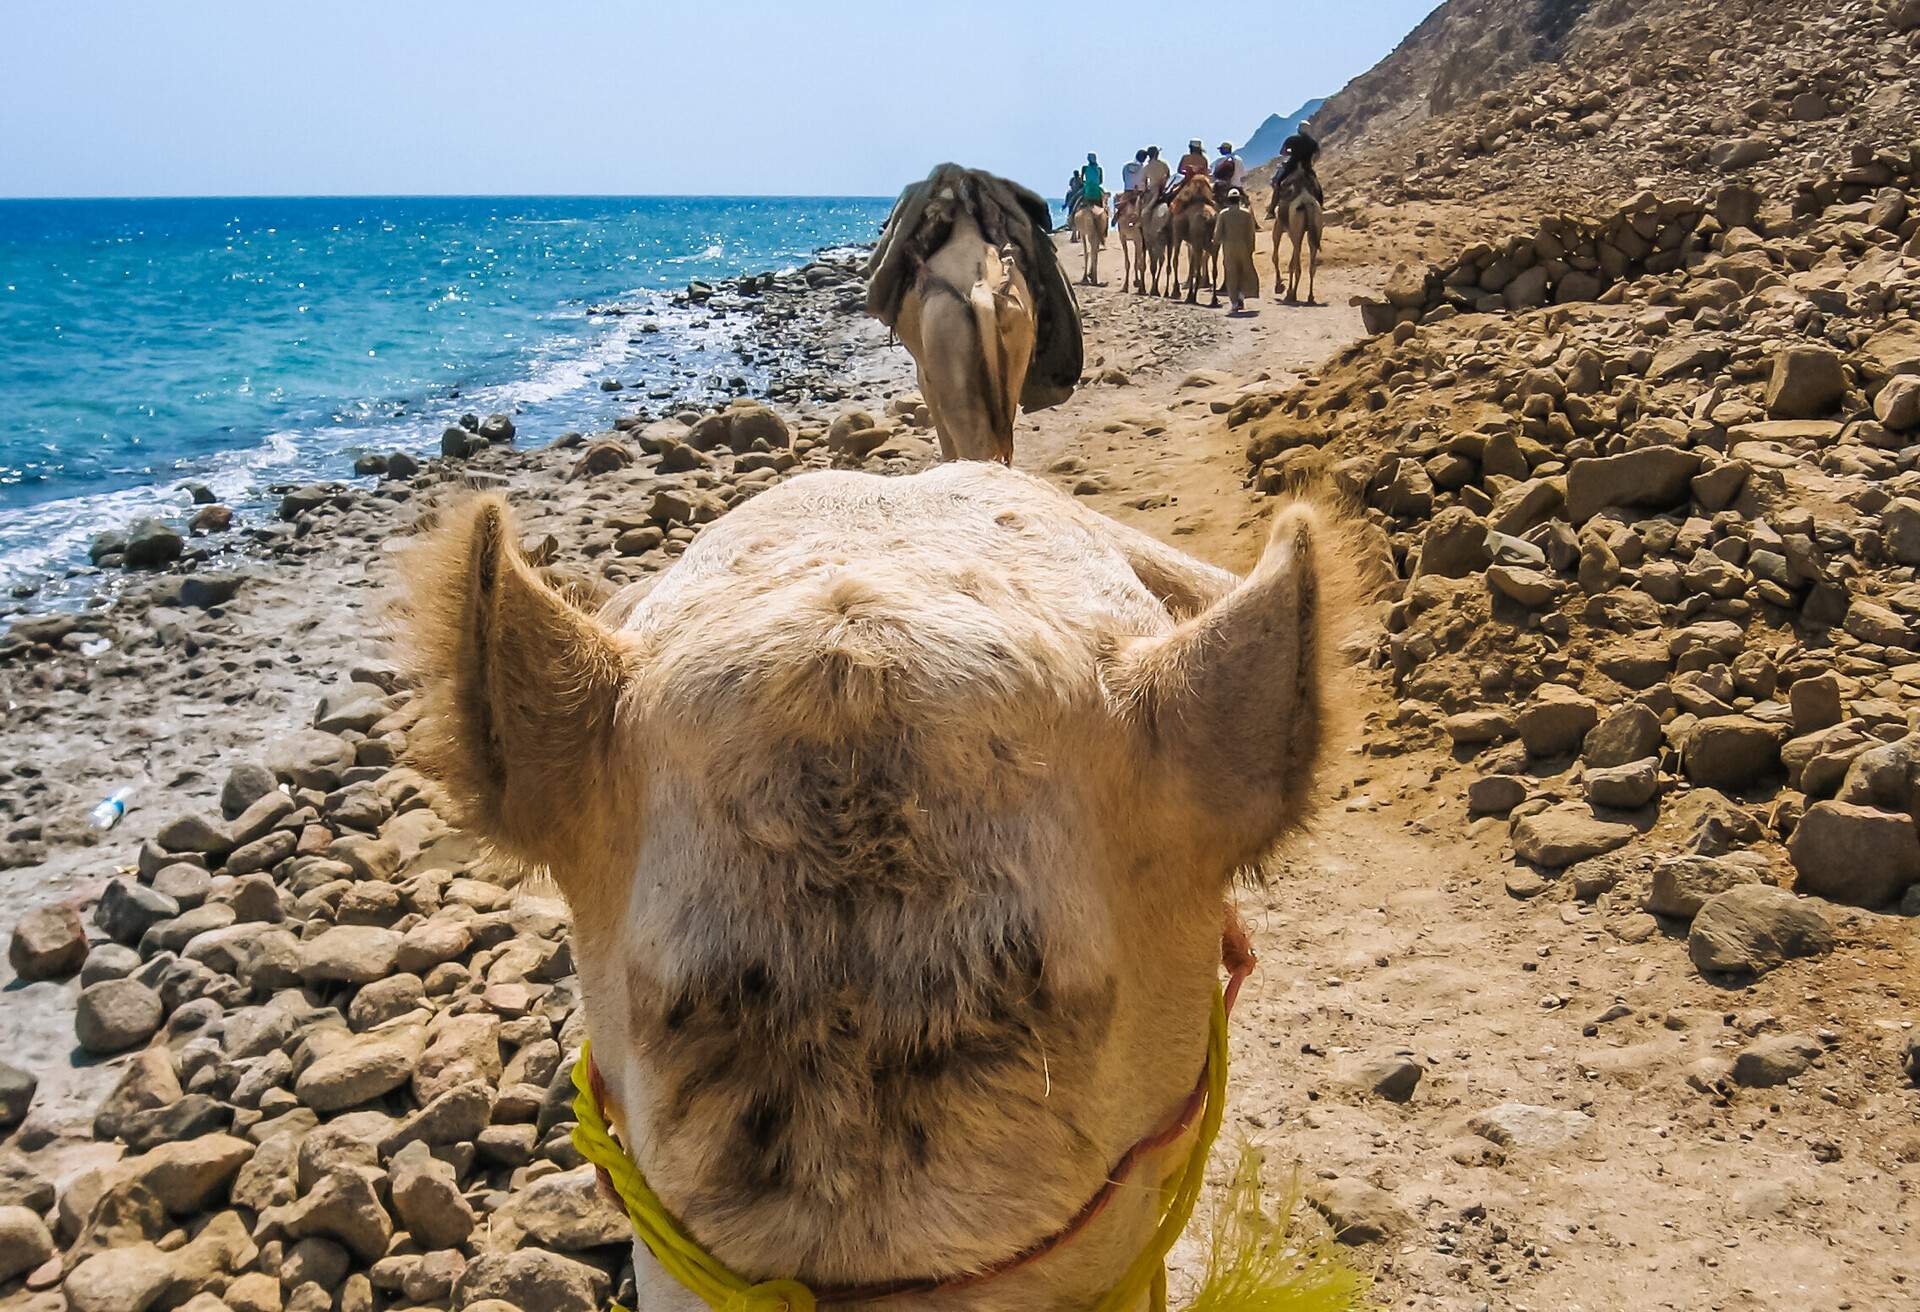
[0,195,893,602]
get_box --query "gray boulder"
[1688,884,1833,977]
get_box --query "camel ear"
[399,495,632,877]
[1109,503,1336,869]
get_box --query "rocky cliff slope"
[1313,0,1920,212]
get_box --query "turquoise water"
[0,195,891,598]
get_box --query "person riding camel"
[1211,141,1245,204]
[1165,139,1207,202]
[1121,148,1146,195]
[1082,152,1104,206]
[1138,145,1170,199]
[1274,121,1324,205]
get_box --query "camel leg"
[915,296,1004,464]
[916,365,956,462]
[1308,221,1320,304]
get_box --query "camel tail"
[971,254,1018,439]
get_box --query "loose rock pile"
[1358,147,1919,332]
[1240,139,1920,981]
[3,673,656,1311]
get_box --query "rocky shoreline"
[0,246,890,621]
[0,231,971,1309]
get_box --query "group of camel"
[396,162,1348,1311]
[1074,171,1324,309]
[856,162,1326,466]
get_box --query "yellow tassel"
[1179,1145,1377,1312]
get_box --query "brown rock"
[295,1026,424,1113]
[1788,673,1844,734]
[8,904,87,980]
[1517,685,1599,757]
[1511,802,1635,867]
[1688,884,1833,977]
[298,925,402,985]
[1416,506,1492,578]
[1682,716,1780,791]
[280,1169,393,1262]
[1565,448,1702,521]
[0,1204,55,1282]
[1790,801,1920,908]
[75,978,164,1054]
[118,1134,254,1213]
[387,1141,475,1250]
[1306,1177,1410,1245]
[1764,347,1847,419]
[1584,703,1661,769]
[64,1244,173,1312]
[1645,855,1767,920]
[453,1251,608,1312]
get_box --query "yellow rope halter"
[570,984,1232,1312]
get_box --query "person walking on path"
[1213,188,1259,312]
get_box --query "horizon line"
[0,191,903,204]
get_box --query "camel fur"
[1073,194,1109,286]
[1115,191,1147,293]
[1168,172,1219,304]
[1268,174,1324,305]
[399,463,1352,1310]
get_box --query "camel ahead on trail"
[1114,190,1147,293]
[1269,174,1324,305]
[1168,171,1219,304]
[401,462,1347,1311]
[865,166,1082,465]
[1142,194,1177,297]
[1073,193,1110,286]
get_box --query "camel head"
[398,465,1347,1304]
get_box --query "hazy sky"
[2,1,1436,198]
